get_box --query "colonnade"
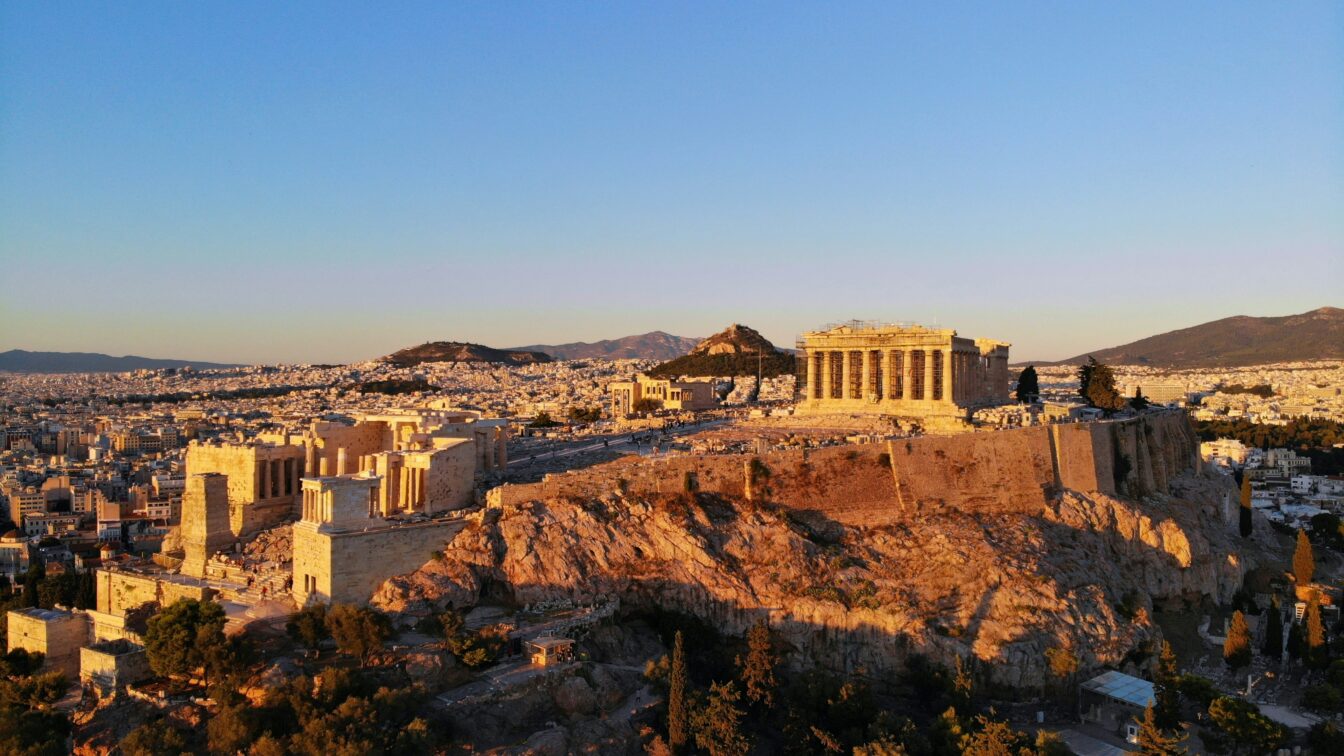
[256,457,302,500]
[804,347,994,405]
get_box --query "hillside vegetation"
[1052,306,1343,367]
[648,324,796,378]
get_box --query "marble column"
[336,447,348,477]
[944,349,955,405]
[861,350,873,401]
[837,351,849,399]
[923,349,935,402]
[902,349,914,401]
[821,352,834,400]
[806,352,818,400]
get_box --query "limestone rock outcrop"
[375,466,1240,688]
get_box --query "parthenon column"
[943,349,955,406]
[840,351,853,399]
[902,349,914,401]
[817,352,827,400]
[860,351,873,401]
[336,447,348,476]
[923,349,935,403]
[806,351,818,400]
[885,350,897,400]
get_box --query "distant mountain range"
[1047,306,1344,368]
[510,331,700,361]
[0,349,239,374]
[648,324,796,378]
[381,342,552,367]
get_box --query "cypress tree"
[1153,641,1182,731]
[736,621,777,708]
[1294,529,1315,586]
[1015,365,1040,403]
[668,630,688,750]
[1239,477,1253,538]
[1306,599,1328,669]
[1224,610,1252,670]
[1263,596,1284,661]
[1078,358,1095,401]
[1135,702,1189,756]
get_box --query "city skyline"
[2,2,1341,364]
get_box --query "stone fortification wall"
[294,518,471,606]
[95,569,213,617]
[488,412,1200,526]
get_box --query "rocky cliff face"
[375,450,1240,688]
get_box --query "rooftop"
[1080,670,1154,709]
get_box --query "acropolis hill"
[382,411,1241,687]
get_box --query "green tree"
[961,715,1028,755]
[1130,388,1151,412]
[208,701,256,754]
[1224,611,1253,670]
[1015,366,1040,403]
[528,411,560,428]
[1239,477,1253,538]
[1153,641,1182,730]
[632,397,662,414]
[326,604,390,665]
[1295,529,1315,585]
[143,597,227,679]
[668,630,688,751]
[1305,598,1329,668]
[286,603,329,653]
[1081,358,1125,411]
[1045,646,1079,706]
[736,621,777,708]
[567,406,602,423]
[1134,703,1188,755]
[1308,721,1344,753]
[1263,596,1284,660]
[120,720,189,756]
[692,680,750,756]
[1207,696,1287,755]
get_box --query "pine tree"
[1224,610,1252,670]
[1294,529,1315,586]
[1015,365,1040,403]
[693,681,750,756]
[1239,477,1253,538]
[668,630,688,750]
[736,621,777,708]
[1263,596,1284,661]
[1153,641,1181,731]
[1135,703,1189,756]
[1079,357,1124,411]
[1306,599,1329,669]
[1078,358,1095,401]
[1130,388,1151,411]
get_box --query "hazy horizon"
[2,3,1341,364]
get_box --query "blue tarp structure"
[1080,670,1154,708]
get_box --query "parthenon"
[796,322,1010,422]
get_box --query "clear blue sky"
[2,2,1340,364]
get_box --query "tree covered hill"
[647,324,795,378]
